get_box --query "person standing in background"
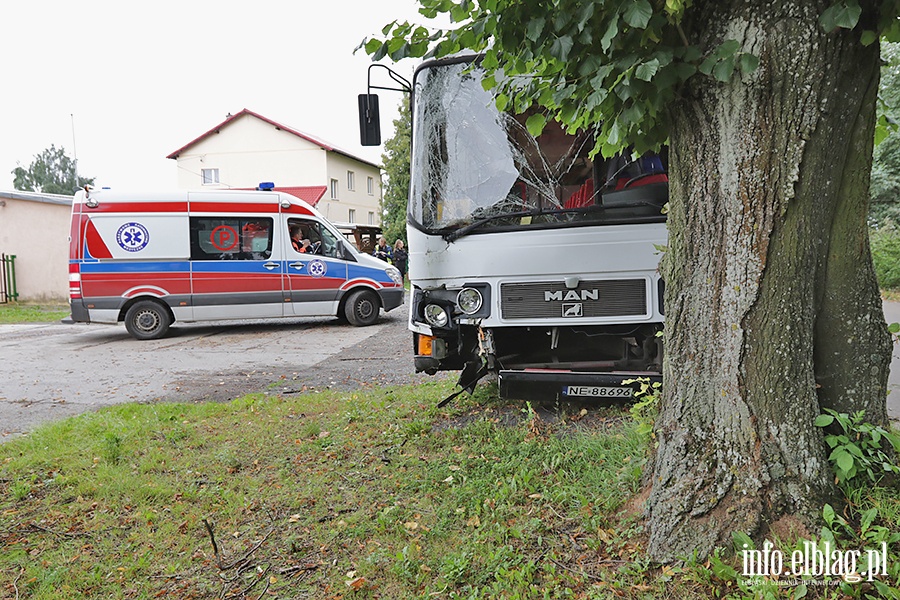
[373,236,393,263]
[392,239,408,283]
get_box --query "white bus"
[361,55,667,400]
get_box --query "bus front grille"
[500,279,648,319]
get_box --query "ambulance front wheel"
[124,300,172,340]
[344,289,380,326]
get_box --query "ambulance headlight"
[387,267,403,285]
[456,288,483,315]
[424,303,449,328]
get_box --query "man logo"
[563,303,583,317]
[544,289,599,301]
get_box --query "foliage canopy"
[380,96,412,246]
[364,0,900,158]
[12,144,94,195]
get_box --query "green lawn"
[1,381,898,598]
[0,303,69,324]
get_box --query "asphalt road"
[881,301,900,424]
[2,302,899,439]
[0,305,440,439]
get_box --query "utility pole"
[71,113,79,191]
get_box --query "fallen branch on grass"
[202,518,274,571]
[278,563,319,577]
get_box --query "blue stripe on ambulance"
[347,263,392,284]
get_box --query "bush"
[870,224,900,289]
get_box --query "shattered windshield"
[409,59,667,235]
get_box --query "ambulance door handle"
[288,262,305,271]
[263,262,279,271]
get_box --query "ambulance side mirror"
[358,94,381,146]
[337,241,354,261]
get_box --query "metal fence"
[1,254,17,303]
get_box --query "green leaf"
[622,0,653,29]
[835,450,854,473]
[607,119,622,146]
[823,503,836,525]
[731,530,754,552]
[860,507,877,532]
[845,443,864,458]
[364,39,383,55]
[526,17,545,42]
[815,414,835,427]
[584,88,609,111]
[372,43,389,61]
[577,3,595,31]
[820,0,863,31]
[525,113,548,137]
[709,554,738,580]
[600,17,618,52]
[716,39,741,59]
[888,322,900,334]
[389,42,411,61]
[737,53,760,74]
[550,35,574,61]
[553,11,571,31]
[495,93,509,112]
[636,58,660,81]
[698,55,716,76]
[712,55,736,82]
[861,29,879,46]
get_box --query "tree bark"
[648,0,892,562]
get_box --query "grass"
[1,381,898,599]
[0,302,69,324]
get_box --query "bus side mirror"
[358,94,381,146]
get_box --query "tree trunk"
[648,0,892,562]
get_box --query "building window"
[367,176,374,195]
[348,209,356,223]
[330,178,339,200]
[347,170,355,191]
[201,168,219,185]
[368,211,375,225]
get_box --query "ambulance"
[67,185,405,339]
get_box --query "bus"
[361,55,666,400]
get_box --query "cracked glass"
[410,59,667,237]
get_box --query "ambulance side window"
[190,217,273,260]
[288,218,342,259]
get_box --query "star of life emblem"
[116,222,149,252]
[308,259,327,278]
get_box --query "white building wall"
[172,112,383,224]
[0,194,71,302]
[173,115,328,190]
[322,153,382,225]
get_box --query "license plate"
[562,385,633,398]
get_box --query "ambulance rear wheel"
[344,289,379,326]
[124,300,172,340]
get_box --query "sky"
[0,0,438,192]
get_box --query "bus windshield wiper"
[442,210,535,242]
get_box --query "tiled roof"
[236,185,328,207]
[166,108,381,170]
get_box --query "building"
[166,109,382,225]
[0,190,72,303]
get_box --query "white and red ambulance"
[67,185,404,339]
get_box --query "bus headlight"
[424,303,449,328]
[456,288,483,314]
